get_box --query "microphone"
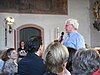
[59,32,64,43]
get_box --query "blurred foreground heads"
[72,49,100,75]
[44,42,71,75]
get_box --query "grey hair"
[72,49,100,75]
[44,42,69,73]
[65,19,79,30]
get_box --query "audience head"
[19,40,25,48]
[44,42,69,74]
[72,49,100,75]
[2,48,18,61]
[65,19,79,33]
[27,36,43,53]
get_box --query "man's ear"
[39,45,44,51]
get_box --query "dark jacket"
[18,53,46,75]
[43,72,57,75]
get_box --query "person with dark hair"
[18,36,45,75]
[17,41,27,60]
[72,49,100,75]
[2,48,18,75]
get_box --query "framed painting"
[0,0,68,15]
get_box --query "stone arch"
[16,24,44,49]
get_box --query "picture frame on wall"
[0,0,68,15]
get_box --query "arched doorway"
[16,24,44,49]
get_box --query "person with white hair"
[63,19,85,50]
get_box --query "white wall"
[89,0,100,47]
[0,0,91,50]
[68,0,91,46]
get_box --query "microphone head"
[59,32,64,43]
[61,32,64,35]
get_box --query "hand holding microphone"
[59,32,64,43]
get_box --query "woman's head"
[44,42,69,74]
[2,48,18,61]
[19,41,25,47]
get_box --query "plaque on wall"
[0,0,68,15]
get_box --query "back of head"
[65,19,79,30]
[27,36,42,53]
[72,49,100,75]
[44,42,69,73]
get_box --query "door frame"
[16,24,44,49]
